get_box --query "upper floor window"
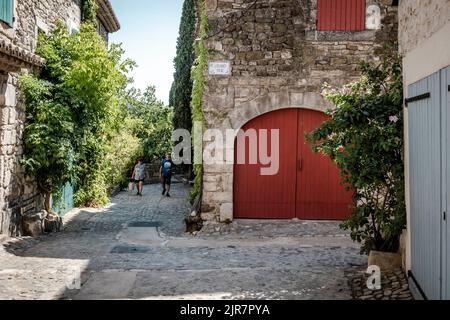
[0,0,14,27]
[317,0,366,31]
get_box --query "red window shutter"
[317,0,366,31]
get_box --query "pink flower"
[341,87,352,95]
[321,88,332,97]
[389,116,399,123]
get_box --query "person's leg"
[166,176,172,197]
[135,180,140,194]
[162,176,167,195]
[139,181,143,195]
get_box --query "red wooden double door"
[234,108,353,220]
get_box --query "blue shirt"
[162,159,175,177]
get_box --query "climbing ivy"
[81,0,98,24]
[190,0,208,202]
[20,73,74,212]
[20,22,135,210]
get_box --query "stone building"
[96,0,120,42]
[0,0,120,237]
[399,0,450,300]
[199,0,398,222]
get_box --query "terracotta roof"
[97,0,121,33]
[0,40,45,72]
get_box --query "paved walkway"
[0,182,368,300]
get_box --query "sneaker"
[162,189,166,196]
[166,193,171,198]
[139,193,143,197]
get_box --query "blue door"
[52,182,74,217]
[408,66,450,300]
[443,66,450,300]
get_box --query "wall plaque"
[208,61,231,76]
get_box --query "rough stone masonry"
[0,0,81,237]
[199,0,398,222]
[0,0,119,237]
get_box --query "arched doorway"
[233,108,353,220]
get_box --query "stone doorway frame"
[202,90,332,222]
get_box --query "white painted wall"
[400,1,450,272]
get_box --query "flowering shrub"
[306,52,406,254]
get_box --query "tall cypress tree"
[170,0,196,134]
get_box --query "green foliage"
[125,86,174,162]
[306,51,406,254]
[20,22,134,208]
[190,0,208,202]
[74,166,109,207]
[105,118,143,189]
[81,0,98,24]
[20,74,74,199]
[170,0,196,133]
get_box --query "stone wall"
[0,0,81,52]
[398,0,450,56]
[0,0,81,236]
[200,0,398,222]
[144,161,164,185]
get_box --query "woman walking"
[132,159,146,196]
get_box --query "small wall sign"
[208,61,231,76]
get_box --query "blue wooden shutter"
[443,66,450,300]
[0,0,14,27]
[408,71,443,300]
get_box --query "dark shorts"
[134,179,144,183]
[162,175,172,186]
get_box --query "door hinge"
[444,211,447,221]
[405,92,431,107]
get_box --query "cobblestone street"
[0,182,371,300]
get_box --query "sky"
[110,0,184,104]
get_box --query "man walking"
[132,159,146,196]
[160,154,176,197]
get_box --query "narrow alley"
[0,182,369,300]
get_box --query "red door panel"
[233,108,353,220]
[234,109,298,219]
[296,109,353,220]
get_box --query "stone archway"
[201,89,334,222]
[226,91,331,132]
